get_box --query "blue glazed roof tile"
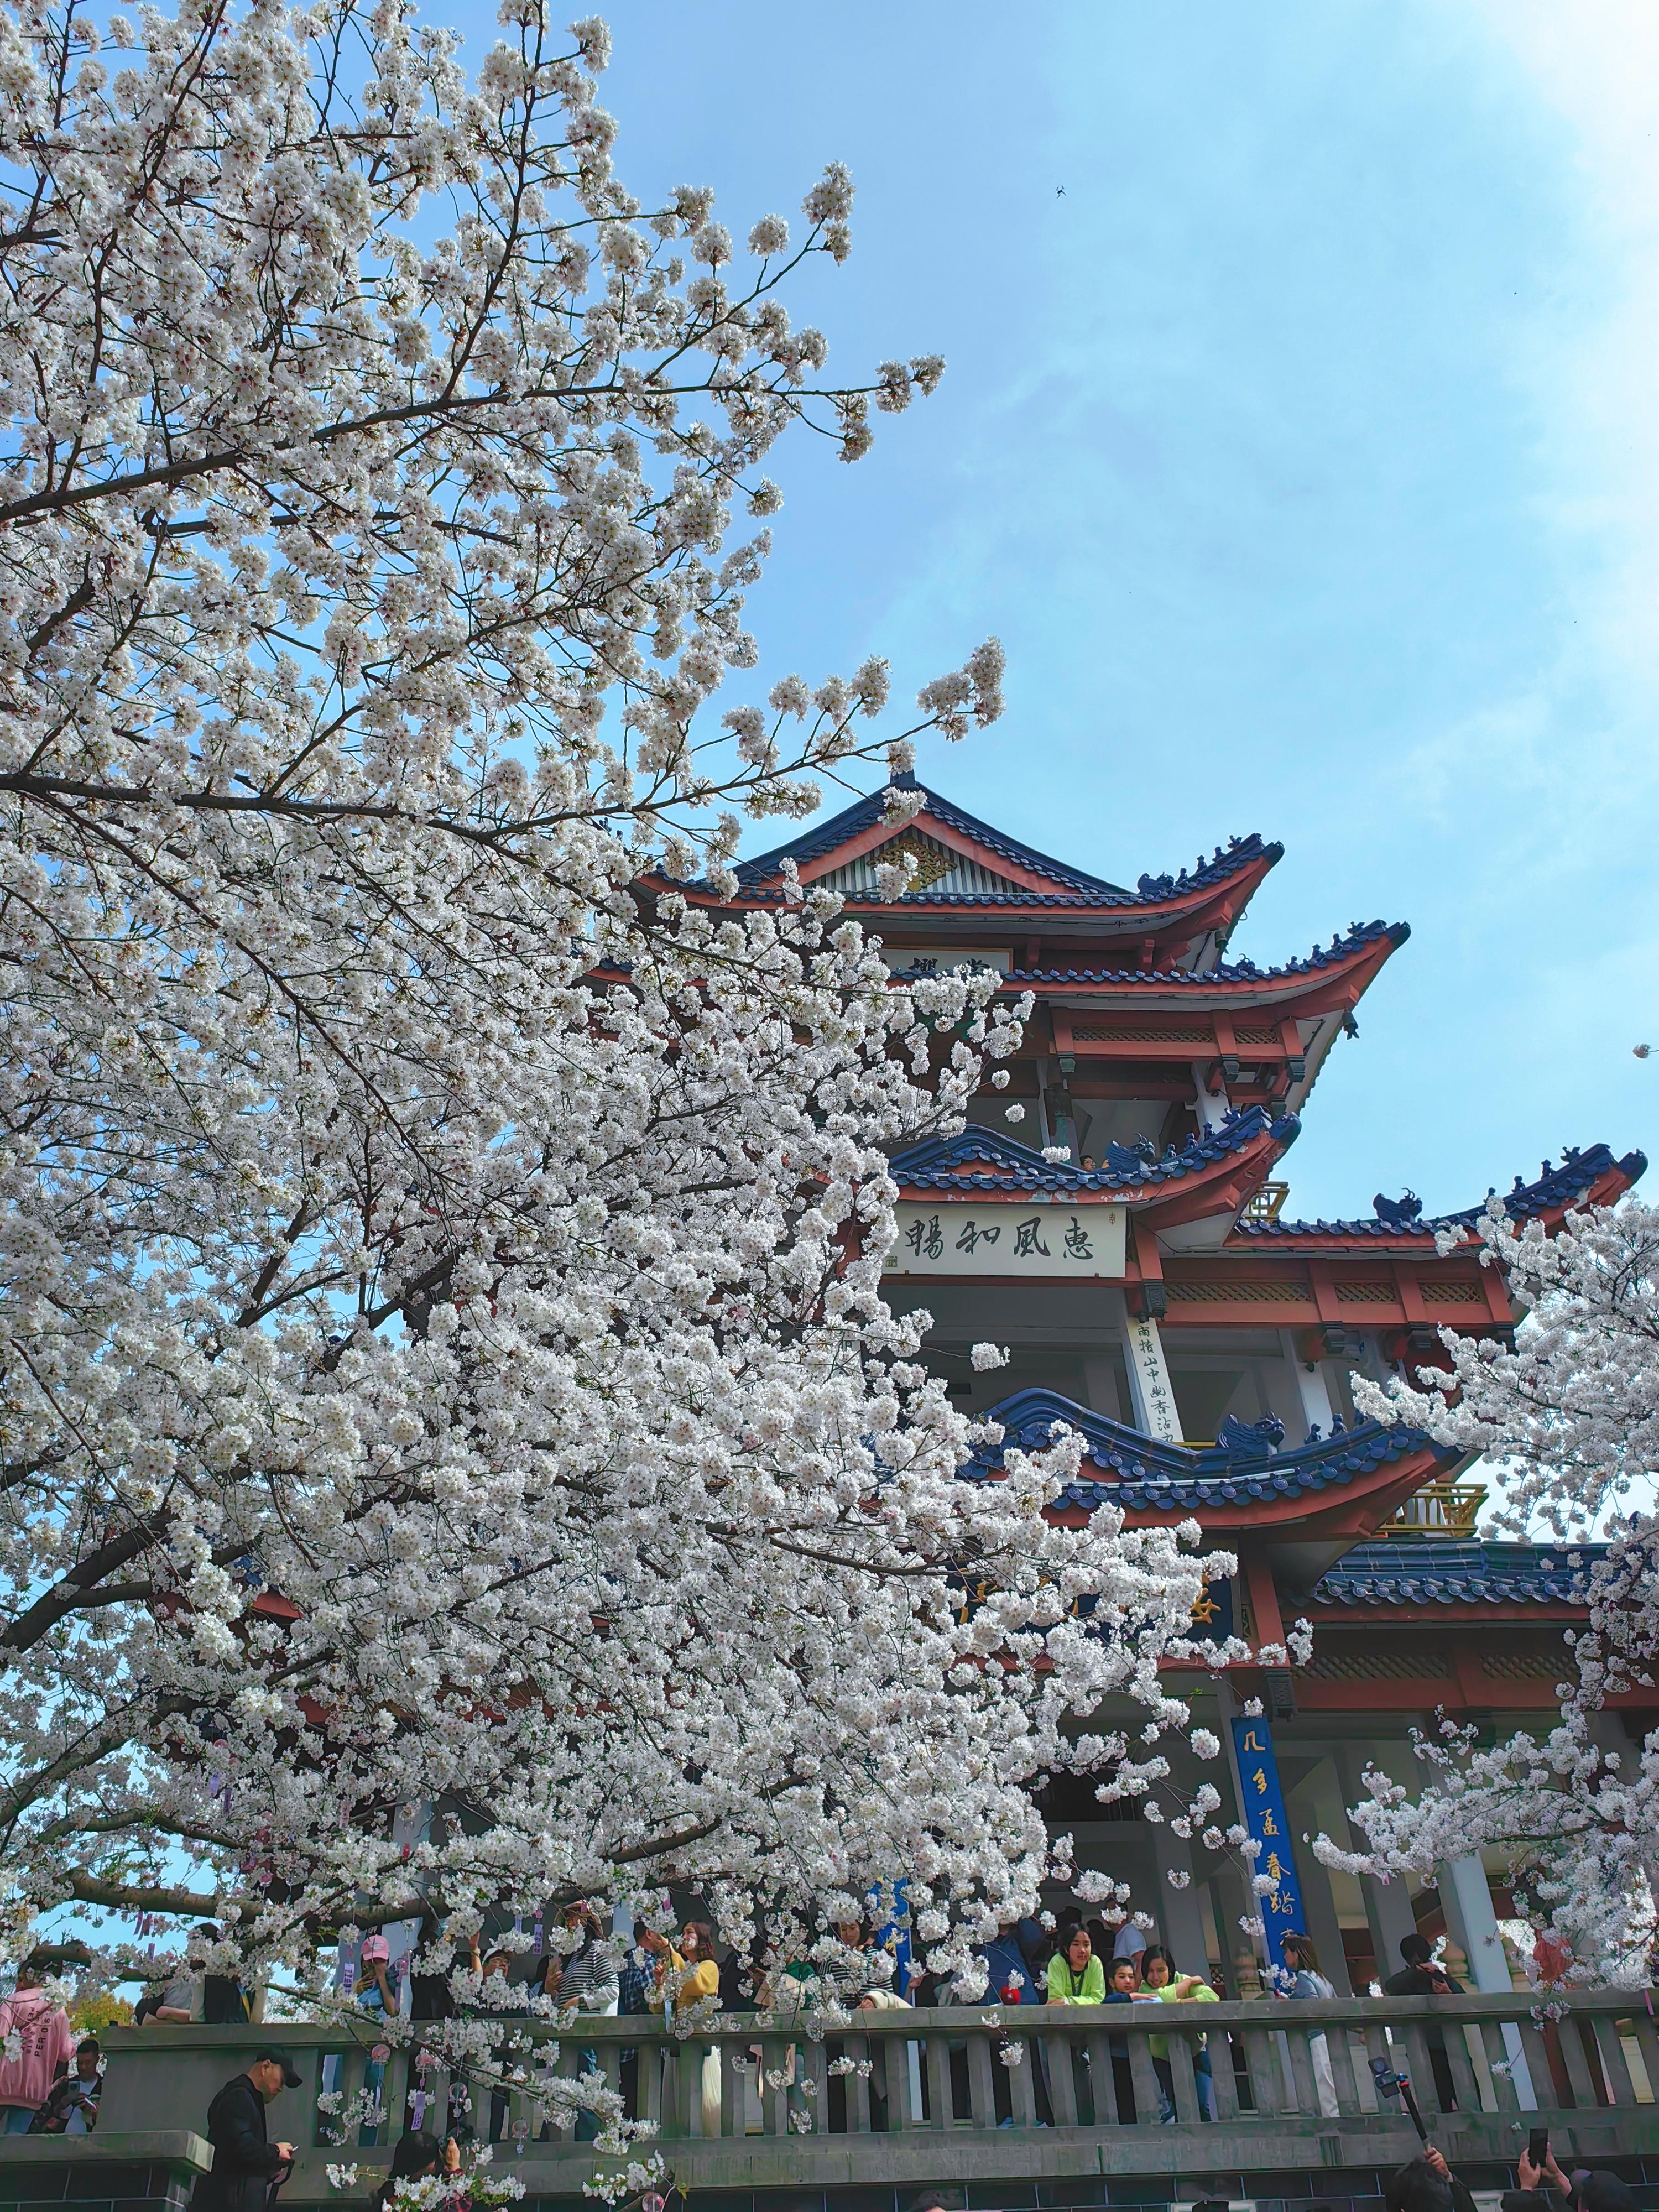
[962,1387,1455,1511]
[727,779,1278,910]
[890,1106,1298,1197]
[1239,1144,1648,1242]
[1313,1538,1600,1608]
[1002,919,1408,985]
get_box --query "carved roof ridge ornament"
[862,827,956,894]
[1237,1142,1648,1241]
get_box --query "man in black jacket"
[194,2049,301,2212]
[1384,1934,1464,1997]
[1383,1934,1463,2110]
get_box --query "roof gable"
[728,778,1275,912]
[815,825,1033,900]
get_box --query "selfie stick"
[1370,2056,1430,2145]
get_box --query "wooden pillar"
[1285,1758,1354,1997]
[1280,1329,1334,1439]
[1151,1807,1212,1975]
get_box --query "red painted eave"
[999,928,1401,1015]
[894,1121,1295,1230]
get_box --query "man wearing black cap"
[194,2049,301,2212]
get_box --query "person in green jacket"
[1139,1945,1218,2121]
[1046,1926,1106,2005]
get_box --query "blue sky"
[475,0,1659,1220]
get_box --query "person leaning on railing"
[0,1961,76,2135]
[27,2036,102,2135]
[1045,1926,1105,2005]
[1138,1945,1217,2122]
[1381,1934,1463,2112]
[1278,1932,1339,2119]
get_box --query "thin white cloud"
[1470,1,1659,695]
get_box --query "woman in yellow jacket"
[644,1921,722,2135]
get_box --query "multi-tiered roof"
[698,779,1645,1672]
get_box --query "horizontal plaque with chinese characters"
[887,1201,1126,1278]
[878,944,1013,978]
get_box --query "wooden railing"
[46,1990,1659,2198]
[1384,1481,1489,1536]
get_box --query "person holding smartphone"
[194,2049,301,2212]
[1504,2136,1639,2212]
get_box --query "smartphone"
[1528,2128,1550,2168]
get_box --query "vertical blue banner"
[1229,1714,1303,1980]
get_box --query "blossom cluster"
[0,0,1222,2012]
[1327,1197,1659,1981]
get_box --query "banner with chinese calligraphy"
[889,1202,1126,1277]
[1124,1313,1180,1439]
[1229,1713,1303,1980]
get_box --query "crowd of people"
[179,2026,1655,2212]
[7,1920,1655,2212]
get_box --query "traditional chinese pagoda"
[705,776,1647,2002]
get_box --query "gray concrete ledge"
[0,2130,210,2169]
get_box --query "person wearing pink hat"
[353,1936,399,2147]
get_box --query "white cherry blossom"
[0,0,1220,2017]
[1319,1197,1659,1981]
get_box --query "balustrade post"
[843,2031,873,2132]
[1166,2027,1202,2124]
[965,2028,997,2128]
[1006,2023,1039,2126]
[1041,2024,1078,2127]
[1084,2029,1119,2124]
[1589,2007,1637,2109]
[924,2030,951,2130]
[1240,2024,1284,2116]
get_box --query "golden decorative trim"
[1240,1180,1290,1225]
[873,829,953,893]
[1382,1481,1488,1538]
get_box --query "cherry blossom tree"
[0,0,1225,2023]
[1316,1197,1659,1982]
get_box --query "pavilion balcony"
[25,1991,1659,2212]
[1380,1481,1489,1538]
